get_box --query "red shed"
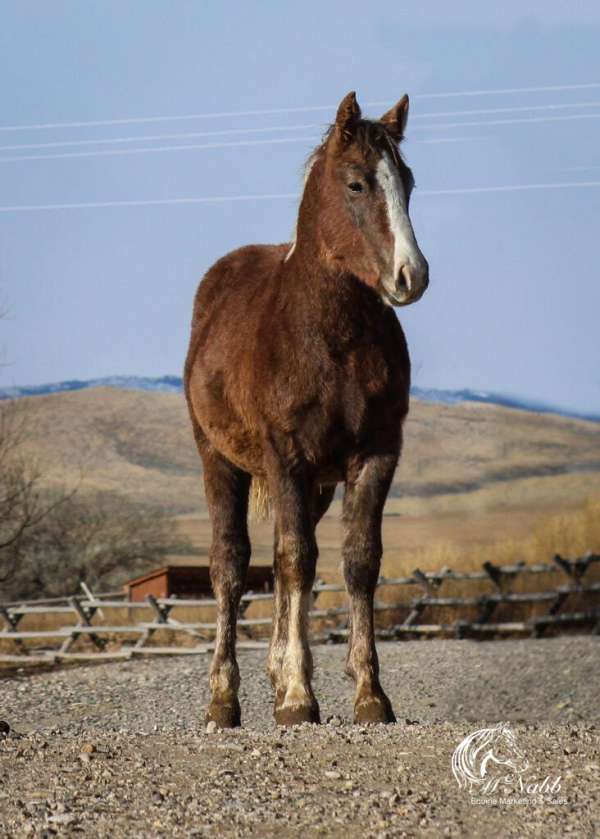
[125,558,273,602]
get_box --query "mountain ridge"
[1,375,598,424]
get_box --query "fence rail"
[1,553,599,665]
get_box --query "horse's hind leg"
[343,454,397,724]
[202,450,251,728]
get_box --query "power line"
[412,82,600,100]
[2,100,599,154]
[413,111,600,132]
[0,123,323,153]
[0,133,475,164]
[1,82,599,132]
[0,193,299,213]
[420,180,600,196]
[2,110,598,164]
[0,135,320,163]
[414,100,600,120]
[1,180,599,214]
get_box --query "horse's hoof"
[353,695,396,725]
[206,701,241,729]
[274,702,320,727]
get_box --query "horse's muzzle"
[384,259,429,306]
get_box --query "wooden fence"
[1,552,599,665]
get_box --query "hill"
[15,386,600,573]
[2,375,598,424]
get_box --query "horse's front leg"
[203,451,251,728]
[267,484,335,703]
[343,453,398,724]
[266,456,320,726]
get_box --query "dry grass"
[2,387,599,654]
[6,497,597,656]
[385,496,600,578]
[266,496,600,631]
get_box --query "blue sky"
[1,1,600,413]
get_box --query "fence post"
[483,561,507,592]
[548,590,570,616]
[134,593,174,650]
[477,595,498,625]
[0,606,26,654]
[413,569,436,596]
[553,554,575,585]
[59,597,105,654]
[403,598,425,627]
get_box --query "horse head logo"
[452,723,529,790]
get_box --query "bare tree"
[0,400,60,555]
[0,399,77,591]
[0,314,192,600]
[3,489,192,600]
[0,310,48,564]
[0,399,192,601]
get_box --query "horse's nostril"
[398,265,415,295]
[399,262,429,296]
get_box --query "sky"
[1,1,600,414]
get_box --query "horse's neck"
[285,250,378,321]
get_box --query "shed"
[125,558,273,602]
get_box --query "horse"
[184,90,429,728]
[452,724,529,790]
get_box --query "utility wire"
[1,110,598,164]
[0,134,477,164]
[2,82,599,132]
[2,100,599,154]
[1,180,599,213]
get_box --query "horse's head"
[295,90,429,306]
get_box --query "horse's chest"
[254,314,409,467]
[338,345,399,427]
[303,338,405,448]
[346,344,392,396]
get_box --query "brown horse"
[184,91,429,728]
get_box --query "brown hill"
[18,387,600,573]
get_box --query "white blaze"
[375,152,422,288]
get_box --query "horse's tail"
[248,476,271,521]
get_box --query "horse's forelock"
[319,118,404,167]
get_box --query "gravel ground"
[0,637,598,838]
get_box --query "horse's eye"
[348,181,364,193]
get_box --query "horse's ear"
[380,94,409,141]
[333,91,361,147]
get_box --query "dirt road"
[0,637,598,837]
